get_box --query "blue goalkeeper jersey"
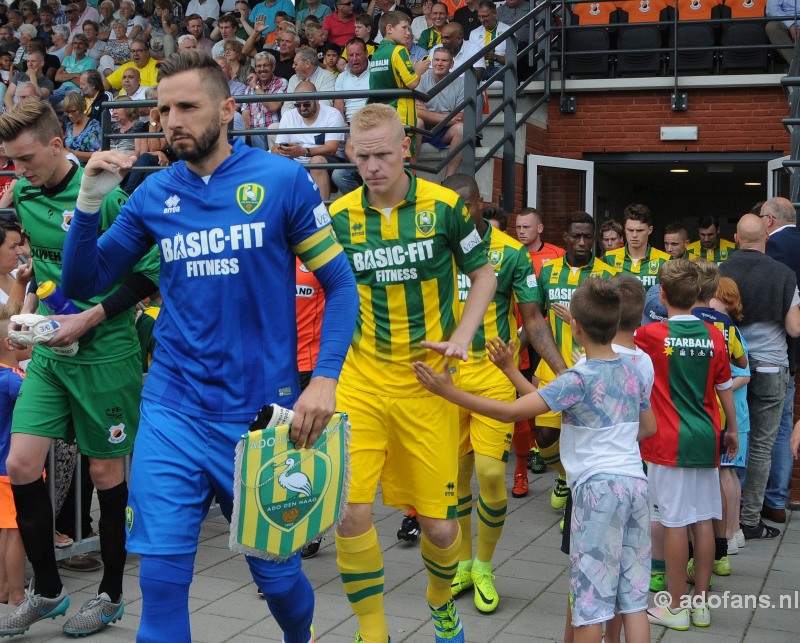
[81,140,345,422]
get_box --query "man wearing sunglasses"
[272,81,346,201]
[68,0,101,42]
[322,0,356,47]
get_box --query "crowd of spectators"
[0,0,514,193]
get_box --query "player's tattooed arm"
[518,302,567,376]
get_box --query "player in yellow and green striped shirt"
[418,2,449,49]
[533,212,618,511]
[330,104,496,643]
[441,175,564,616]
[686,215,736,264]
[604,203,670,289]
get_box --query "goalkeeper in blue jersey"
[61,51,359,643]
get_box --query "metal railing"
[780,38,800,206]
[99,3,556,212]
[80,1,791,213]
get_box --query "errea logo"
[163,195,181,214]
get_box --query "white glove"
[9,314,79,357]
[76,166,125,213]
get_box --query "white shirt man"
[333,39,370,123]
[468,1,510,71]
[119,67,148,100]
[432,21,485,79]
[273,81,346,200]
[275,100,345,165]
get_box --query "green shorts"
[12,352,141,458]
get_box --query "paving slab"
[0,473,795,641]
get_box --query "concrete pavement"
[1,468,797,642]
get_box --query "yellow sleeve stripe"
[294,228,344,271]
[303,243,343,271]
[294,227,332,254]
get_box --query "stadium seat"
[564,26,612,77]
[616,24,664,76]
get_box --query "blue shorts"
[127,400,300,578]
[569,474,650,626]
[423,128,449,150]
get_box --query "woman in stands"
[100,19,133,77]
[63,91,102,164]
[47,24,70,61]
[109,97,149,157]
[224,39,253,85]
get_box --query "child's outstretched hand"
[550,302,572,324]
[724,429,739,461]
[413,360,455,397]
[486,337,515,373]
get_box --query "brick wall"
[543,88,789,157]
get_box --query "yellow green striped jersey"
[330,173,487,395]
[686,238,736,264]
[418,27,443,50]
[459,225,538,389]
[368,40,418,129]
[603,244,670,289]
[533,255,618,383]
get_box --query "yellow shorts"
[0,477,17,529]
[536,408,562,429]
[457,384,515,461]
[338,383,459,519]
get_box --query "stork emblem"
[255,448,333,533]
[236,183,265,214]
[276,457,313,497]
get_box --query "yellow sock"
[336,526,388,643]
[421,527,461,608]
[539,439,566,478]
[474,453,507,563]
[456,452,475,562]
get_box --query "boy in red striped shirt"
[634,259,738,631]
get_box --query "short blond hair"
[0,98,63,147]
[351,104,403,137]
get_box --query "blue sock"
[248,555,314,643]
[137,553,194,643]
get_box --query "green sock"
[652,559,666,574]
